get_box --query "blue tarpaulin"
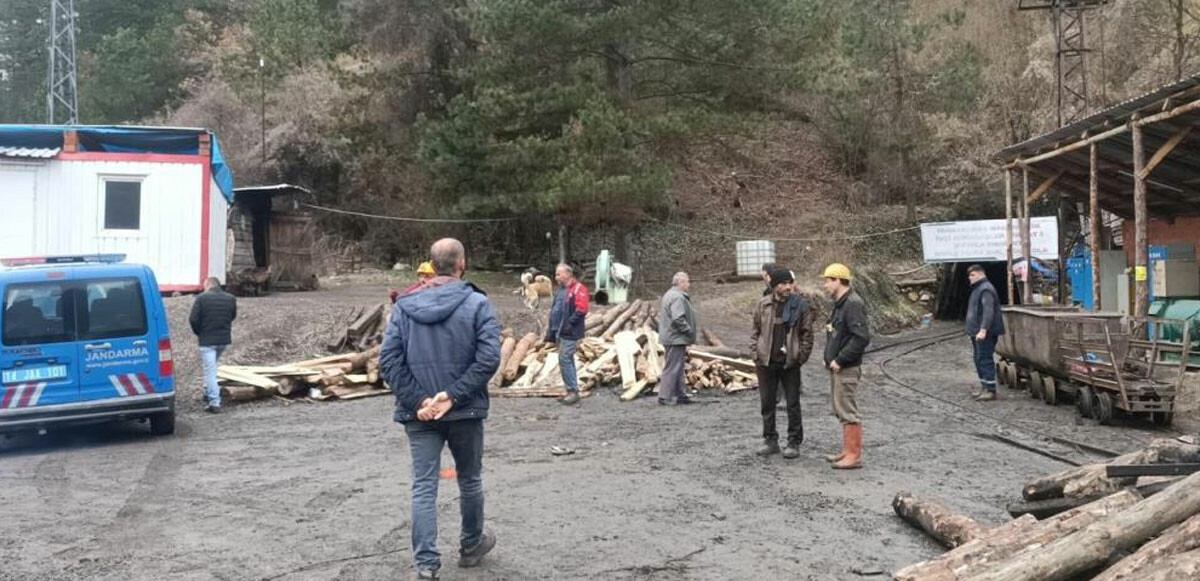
[0,125,235,203]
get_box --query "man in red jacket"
[545,263,590,405]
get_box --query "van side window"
[2,283,75,346]
[80,279,147,341]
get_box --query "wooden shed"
[227,184,319,293]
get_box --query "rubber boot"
[824,424,848,463]
[832,424,862,470]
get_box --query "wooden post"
[1006,169,1015,305]
[1089,143,1102,311]
[1022,166,1033,305]
[1132,119,1149,319]
[1057,194,1068,305]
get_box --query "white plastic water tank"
[736,240,776,277]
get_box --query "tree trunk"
[601,299,644,340]
[492,334,517,387]
[503,333,538,381]
[1130,547,1200,581]
[1092,512,1200,581]
[1022,439,1200,501]
[895,490,1140,581]
[965,473,1200,581]
[701,328,726,348]
[892,491,986,548]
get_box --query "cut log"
[347,303,384,337]
[601,300,644,340]
[503,333,538,381]
[1022,438,1200,501]
[489,387,570,398]
[619,379,650,401]
[1115,547,1200,581]
[293,352,359,367]
[701,327,726,348]
[220,384,268,402]
[892,491,986,548]
[688,349,755,373]
[631,303,652,329]
[601,301,632,326]
[275,377,304,397]
[346,346,382,372]
[1092,512,1200,581]
[492,335,517,387]
[964,474,1200,581]
[319,369,347,387]
[642,330,662,384]
[614,331,641,389]
[895,490,1141,581]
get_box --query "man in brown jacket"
[750,268,815,458]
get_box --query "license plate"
[2,365,67,384]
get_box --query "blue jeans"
[558,338,579,393]
[405,419,485,572]
[200,345,228,407]
[972,335,998,392]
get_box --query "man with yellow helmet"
[417,261,436,280]
[820,263,870,470]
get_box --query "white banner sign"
[921,217,1059,263]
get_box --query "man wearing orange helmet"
[821,263,870,470]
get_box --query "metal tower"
[47,0,79,124]
[1019,0,1108,127]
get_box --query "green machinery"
[1148,299,1200,367]
[593,250,631,305]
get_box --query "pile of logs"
[491,314,757,399]
[328,302,390,352]
[892,436,1200,580]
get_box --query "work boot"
[832,424,862,470]
[459,527,496,568]
[825,424,848,463]
[206,405,221,414]
[756,440,781,456]
[560,392,580,405]
[782,443,801,459]
[975,390,997,402]
[415,569,439,580]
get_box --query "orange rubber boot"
[825,424,848,463]
[832,423,862,470]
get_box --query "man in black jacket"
[189,277,237,413]
[821,263,870,470]
[965,264,1006,402]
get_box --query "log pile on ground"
[892,436,1200,581]
[218,305,393,404]
[491,304,757,399]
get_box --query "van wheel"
[150,411,175,436]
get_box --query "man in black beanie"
[750,268,814,458]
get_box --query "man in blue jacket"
[545,263,590,405]
[380,238,501,580]
[965,264,1006,402]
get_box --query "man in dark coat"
[380,238,501,579]
[750,268,814,458]
[965,264,1006,402]
[189,277,236,413]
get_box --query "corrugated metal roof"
[996,71,1200,162]
[0,146,60,159]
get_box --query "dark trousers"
[405,419,485,572]
[757,364,803,445]
[660,345,689,402]
[972,334,999,392]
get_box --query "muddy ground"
[0,275,1188,580]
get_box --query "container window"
[103,180,141,230]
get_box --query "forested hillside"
[2,0,1196,270]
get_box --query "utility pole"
[47,0,79,124]
[1018,0,1108,127]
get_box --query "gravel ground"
[0,276,1188,580]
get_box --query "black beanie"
[769,267,794,288]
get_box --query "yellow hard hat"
[417,262,435,275]
[821,263,852,280]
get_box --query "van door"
[0,280,81,409]
[76,278,157,402]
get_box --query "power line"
[642,215,920,243]
[300,203,520,223]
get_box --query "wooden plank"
[1140,125,1193,179]
[217,367,280,390]
[689,349,755,373]
[1107,464,1200,478]
[1026,169,1065,204]
[614,331,641,388]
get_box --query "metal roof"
[996,71,1200,162]
[233,184,313,200]
[0,146,60,159]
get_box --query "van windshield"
[2,282,74,346]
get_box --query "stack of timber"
[891,436,1200,580]
[218,305,394,404]
[491,316,757,399]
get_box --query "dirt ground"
[0,275,1188,580]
